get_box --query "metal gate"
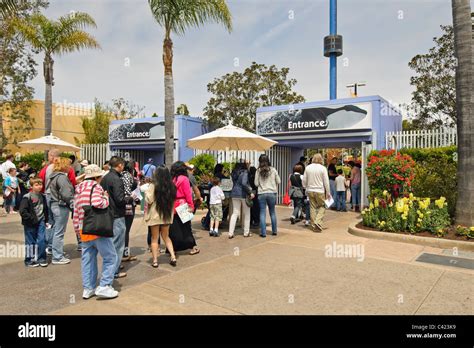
[361,141,372,208]
[80,143,145,168]
[195,145,292,204]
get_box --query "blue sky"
[31,0,459,118]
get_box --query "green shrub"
[399,146,457,163]
[411,156,457,218]
[189,154,215,182]
[0,152,46,172]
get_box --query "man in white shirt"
[302,153,331,232]
[1,154,16,180]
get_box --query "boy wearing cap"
[73,164,118,299]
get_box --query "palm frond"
[0,0,19,18]
[54,31,101,55]
[149,0,232,36]
[11,13,47,50]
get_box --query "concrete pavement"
[0,207,472,315]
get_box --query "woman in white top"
[254,154,281,237]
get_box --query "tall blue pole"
[329,0,337,100]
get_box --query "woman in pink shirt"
[348,161,361,212]
[169,162,200,255]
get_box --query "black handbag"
[82,184,114,237]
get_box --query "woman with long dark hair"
[255,154,281,237]
[248,166,260,227]
[145,166,177,267]
[169,161,200,255]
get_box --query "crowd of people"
[0,149,361,300]
[287,154,362,230]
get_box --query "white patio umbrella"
[187,124,277,151]
[18,133,81,152]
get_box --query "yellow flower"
[409,193,414,200]
[402,215,407,220]
[388,202,393,208]
[374,198,379,208]
[470,227,474,232]
[396,201,404,213]
[383,190,388,197]
[379,220,386,226]
[435,197,446,209]
[369,203,374,210]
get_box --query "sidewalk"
[0,206,472,315]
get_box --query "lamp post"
[324,0,343,100]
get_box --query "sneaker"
[76,245,82,252]
[46,247,52,255]
[228,234,234,239]
[209,230,214,236]
[82,288,96,300]
[290,216,295,224]
[95,285,119,299]
[38,260,48,267]
[25,261,39,268]
[52,257,71,265]
[304,220,310,226]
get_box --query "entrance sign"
[257,102,372,135]
[109,121,165,143]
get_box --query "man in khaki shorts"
[302,154,331,232]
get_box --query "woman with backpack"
[228,161,254,239]
[289,164,310,226]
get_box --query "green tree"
[408,25,456,129]
[110,97,145,119]
[78,100,111,144]
[451,2,473,226]
[13,12,100,137]
[0,1,48,152]
[148,0,232,166]
[176,103,189,115]
[204,62,305,132]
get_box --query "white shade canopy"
[187,124,277,151]
[18,134,81,152]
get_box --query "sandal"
[122,255,138,262]
[189,248,200,255]
[119,264,124,270]
[169,258,177,267]
[114,272,127,278]
[152,261,159,268]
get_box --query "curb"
[348,221,474,251]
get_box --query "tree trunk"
[44,54,54,137]
[163,37,175,167]
[452,0,473,226]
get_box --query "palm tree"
[13,12,100,137]
[451,0,473,226]
[149,0,232,166]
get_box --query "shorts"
[210,204,223,222]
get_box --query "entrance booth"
[256,95,402,207]
[108,115,204,166]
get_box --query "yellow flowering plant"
[362,195,450,235]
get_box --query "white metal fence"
[385,128,457,150]
[195,145,293,204]
[80,143,144,167]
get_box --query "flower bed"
[362,192,457,237]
